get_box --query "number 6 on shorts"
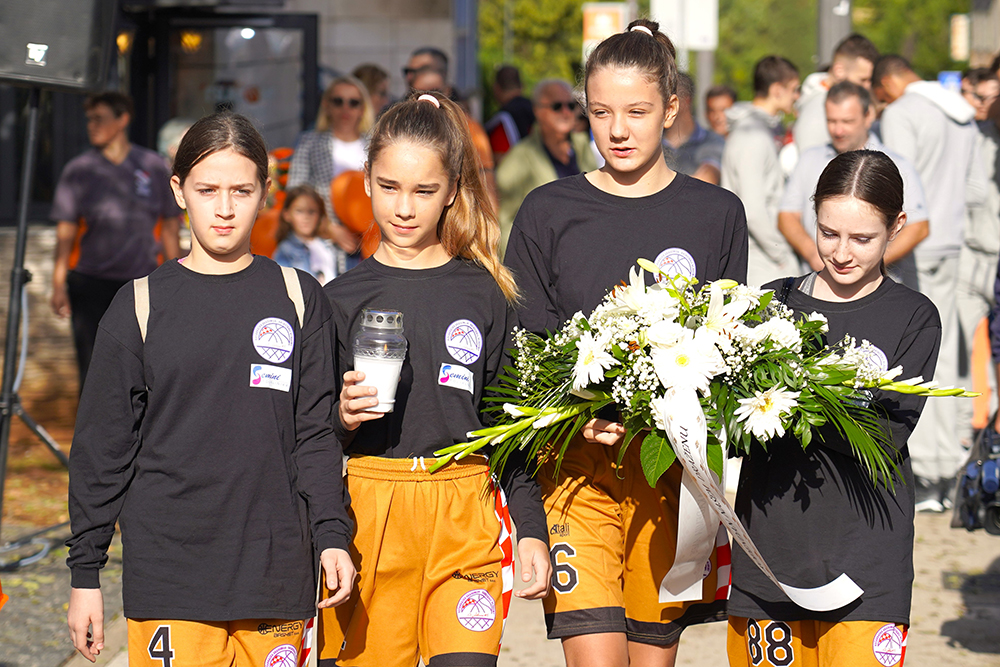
[550,543,579,594]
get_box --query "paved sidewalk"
[2,511,997,667]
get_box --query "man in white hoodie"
[794,34,879,155]
[721,56,800,287]
[874,54,989,512]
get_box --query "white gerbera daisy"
[734,386,800,440]
[650,335,726,394]
[572,332,618,391]
[751,317,802,352]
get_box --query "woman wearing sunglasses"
[496,78,599,256]
[288,75,375,272]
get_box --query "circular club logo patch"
[264,644,298,667]
[253,317,294,363]
[445,319,483,364]
[654,247,697,283]
[456,588,496,632]
[872,623,904,666]
[862,345,889,375]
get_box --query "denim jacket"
[273,235,337,282]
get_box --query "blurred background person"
[962,68,1000,122]
[408,48,498,207]
[50,92,181,391]
[287,74,374,272]
[663,72,725,184]
[779,81,927,288]
[956,80,1000,454]
[496,78,597,255]
[721,55,800,287]
[874,54,988,512]
[793,33,880,154]
[353,63,391,115]
[486,64,535,162]
[705,84,736,138]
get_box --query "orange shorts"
[317,455,514,667]
[541,433,729,645]
[727,616,908,667]
[127,618,306,667]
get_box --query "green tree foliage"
[852,0,970,79]
[478,1,969,111]
[714,0,816,101]
[479,0,584,114]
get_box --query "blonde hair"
[367,91,518,302]
[316,75,375,135]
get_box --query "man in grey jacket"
[721,56,800,287]
[874,55,989,511]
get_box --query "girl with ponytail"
[505,18,749,667]
[317,91,550,667]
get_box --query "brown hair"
[833,34,879,66]
[316,75,375,135]
[276,184,331,243]
[172,112,269,188]
[826,80,873,115]
[753,56,799,97]
[583,18,678,107]
[367,91,518,302]
[84,91,134,119]
[353,63,389,95]
[813,150,903,228]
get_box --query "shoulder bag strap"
[133,276,150,343]
[280,265,305,328]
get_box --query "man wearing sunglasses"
[496,79,598,256]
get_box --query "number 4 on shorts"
[148,625,174,667]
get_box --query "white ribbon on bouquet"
[655,387,863,612]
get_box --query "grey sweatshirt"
[721,102,798,286]
[880,81,987,259]
[793,72,831,154]
[964,121,1000,256]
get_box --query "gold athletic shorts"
[540,432,729,645]
[727,616,908,666]
[127,618,306,667]
[317,455,514,667]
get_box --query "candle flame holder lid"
[361,309,404,332]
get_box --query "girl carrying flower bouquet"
[728,150,941,667]
[504,19,748,667]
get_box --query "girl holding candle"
[503,19,748,667]
[317,91,551,667]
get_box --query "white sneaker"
[915,497,945,513]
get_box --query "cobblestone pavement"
[1,506,998,667]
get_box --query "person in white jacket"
[793,34,880,156]
[721,55,800,287]
[874,54,989,512]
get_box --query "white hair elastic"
[629,25,653,36]
[417,93,441,108]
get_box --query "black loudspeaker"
[0,0,117,91]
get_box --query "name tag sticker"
[439,363,474,394]
[250,364,292,392]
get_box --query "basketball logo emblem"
[456,588,496,632]
[445,319,483,364]
[654,247,697,283]
[861,344,889,376]
[872,623,903,666]
[264,644,298,667]
[253,317,294,363]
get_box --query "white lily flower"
[572,332,618,391]
[734,386,800,440]
[533,412,560,428]
[806,311,829,332]
[881,366,903,381]
[701,281,752,346]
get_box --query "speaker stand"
[0,87,72,569]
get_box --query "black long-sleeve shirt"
[67,257,351,621]
[323,257,548,544]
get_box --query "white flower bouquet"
[430,259,973,487]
